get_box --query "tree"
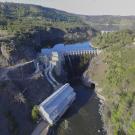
[31,105,39,122]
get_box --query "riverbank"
[48,81,105,135]
[88,31,135,135]
[36,79,105,135]
[83,52,107,135]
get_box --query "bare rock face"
[82,72,92,87]
[0,40,36,66]
[7,61,35,80]
[0,60,53,135]
[1,42,15,61]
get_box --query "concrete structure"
[50,52,59,65]
[44,63,59,89]
[101,30,115,34]
[133,38,135,45]
[37,54,50,69]
[50,52,62,76]
[31,121,49,135]
[41,41,99,56]
[40,42,100,78]
[39,83,76,125]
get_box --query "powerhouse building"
[39,83,76,125]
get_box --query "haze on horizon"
[0,0,135,16]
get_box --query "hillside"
[0,2,88,34]
[0,61,53,135]
[0,2,94,67]
[84,30,135,135]
[0,2,81,22]
[1,2,135,33]
[80,15,135,31]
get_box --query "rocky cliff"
[0,61,53,135]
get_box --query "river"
[41,41,105,135]
[50,82,105,135]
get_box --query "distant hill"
[1,2,135,33]
[80,15,135,31]
[0,2,81,22]
[0,2,88,33]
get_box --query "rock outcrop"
[0,60,53,135]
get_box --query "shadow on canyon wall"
[63,54,93,83]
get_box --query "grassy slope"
[80,15,135,31]
[85,31,135,135]
[0,2,87,34]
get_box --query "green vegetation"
[2,2,135,135]
[79,54,92,71]
[81,15,135,31]
[0,2,87,34]
[91,30,135,135]
[31,105,40,122]
[92,30,134,48]
[0,2,91,65]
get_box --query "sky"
[0,0,135,16]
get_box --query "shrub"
[31,105,39,122]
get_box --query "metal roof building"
[39,83,76,125]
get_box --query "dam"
[33,41,104,135]
[40,41,100,77]
[41,41,100,56]
[36,41,98,126]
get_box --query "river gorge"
[54,83,105,135]
[40,41,105,135]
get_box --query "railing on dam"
[41,41,100,56]
[63,49,100,56]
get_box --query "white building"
[38,83,76,125]
[51,52,59,66]
[101,30,114,34]
[50,51,62,76]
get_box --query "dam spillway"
[39,41,100,81]
[41,41,100,56]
